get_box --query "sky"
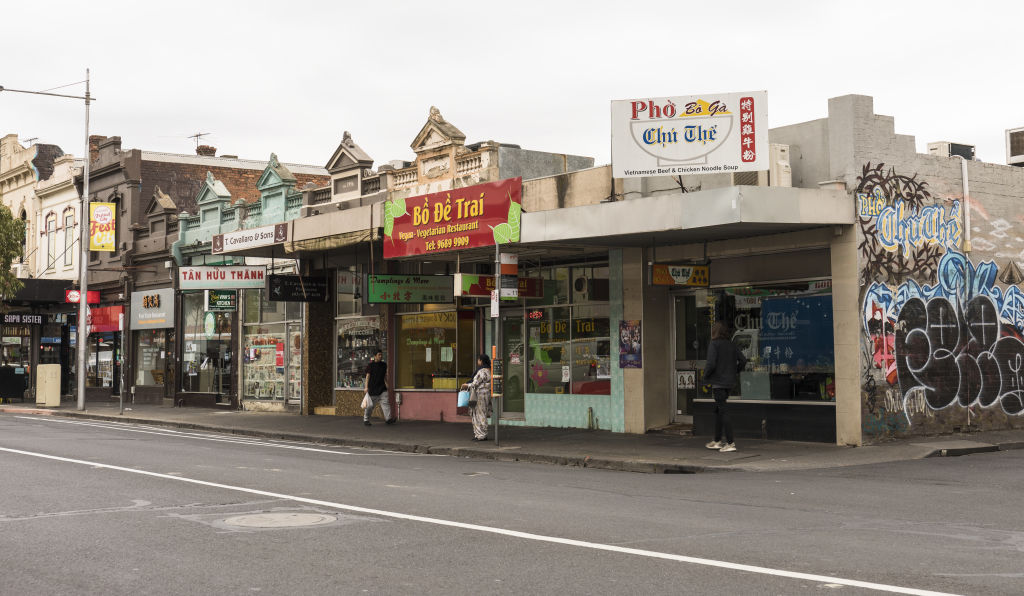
[2,0,1022,169]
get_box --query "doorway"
[672,292,712,422]
[499,312,525,416]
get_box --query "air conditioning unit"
[1007,127,1024,167]
[573,276,589,302]
[10,263,26,278]
[730,143,790,187]
[928,141,976,161]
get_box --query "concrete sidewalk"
[4,402,1024,473]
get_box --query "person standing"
[704,322,747,452]
[363,350,395,426]
[461,354,492,441]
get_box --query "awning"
[521,185,854,247]
[215,203,382,259]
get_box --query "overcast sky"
[2,0,1021,169]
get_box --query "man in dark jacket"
[704,322,747,452]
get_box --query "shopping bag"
[360,393,371,409]
[457,390,471,408]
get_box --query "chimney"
[88,135,104,163]
[196,145,217,157]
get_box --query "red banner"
[383,178,522,258]
[66,290,100,304]
[88,305,123,333]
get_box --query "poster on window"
[619,320,642,369]
[758,296,834,370]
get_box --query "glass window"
[87,332,117,389]
[64,213,74,268]
[395,310,473,390]
[45,215,56,271]
[527,306,570,394]
[337,271,361,317]
[722,281,835,402]
[569,304,611,394]
[336,316,385,389]
[134,329,166,386]
[532,267,570,306]
[570,265,609,304]
[241,288,302,400]
[181,292,234,395]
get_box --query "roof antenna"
[187,132,210,148]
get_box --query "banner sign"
[89,305,123,333]
[651,264,710,287]
[266,274,330,302]
[66,290,100,304]
[759,295,834,368]
[130,288,175,330]
[3,313,42,325]
[89,202,116,251]
[179,266,266,290]
[368,275,454,304]
[206,289,237,311]
[212,223,288,254]
[454,274,543,298]
[382,177,522,258]
[611,91,768,178]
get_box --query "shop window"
[395,310,474,390]
[242,288,302,400]
[336,316,385,389]
[570,265,609,303]
[134,329,166,386]
[532,267,570,306]
[337,270,361,317]
[568,305,611,394]
[721,281,835,402]
[181,292,234,395]
[526,306,570,393]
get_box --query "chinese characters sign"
[89,202,116,251]
[130,288,174,330]
[382,178,522,258]
[368,275,454,304]
[651,264,710,287]
[611,91,768,178]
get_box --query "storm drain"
[222,512,337,529]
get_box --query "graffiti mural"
[858,162,1024,436]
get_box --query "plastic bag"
[360,393,371,409]
[457,390,471,408]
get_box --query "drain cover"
[222,512,336,528]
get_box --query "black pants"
[712,388,733,443]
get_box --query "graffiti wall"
[858,162,1024,438]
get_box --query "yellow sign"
[651,264,709,287]
[89,202,116,252]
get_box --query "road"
[1,413,1021,595]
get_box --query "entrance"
[672,292,712,422]
[500,312,525,416]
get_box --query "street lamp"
[0,70,93,410]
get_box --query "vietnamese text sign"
[89,202,116,251]
[651,264,710,287]
[130,288,175,330]
[179,266,267,290]
[759,295,834,369]
[206,289,238,311]
[212,223,288,254]
[453,274,543,298]
[368,275,454,303]
[266,275,330,302]
[611,91,768,178]
[382,178,522,258]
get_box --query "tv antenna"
[187,132,211,148]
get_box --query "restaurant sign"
[179,266,267,290]
[453,274,543,298]
[368,275,454,304]
[651,264,710,287]
[382,178,522,258]
[130,288,175,330]
[611,91,767,178]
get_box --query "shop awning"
[215,203,382,260]
[521,185,854,247]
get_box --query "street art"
[858,162,1024,435]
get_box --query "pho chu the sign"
[382,178,522,258]
[611,91,768,178]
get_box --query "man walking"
[363,350,395,426]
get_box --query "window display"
[181,292,233,395]
[336,316,385,388]
[134,329,166,386]
[242,289,302,401]
[395,310,474,390]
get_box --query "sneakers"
[705,440,724,450]
[363,420,371,426]
[719,443,737,452]
[385,418,397,425]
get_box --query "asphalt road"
[1,413,1021,596]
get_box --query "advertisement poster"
[368,274,454,303]
[89,202,116,251]
[619,320,642,369]
[759,295,834,369]
[382,178,522,258]
[611,91,768,178]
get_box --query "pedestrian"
[363,350,395,426]
[461,353,491,441]
[704,322,747,452]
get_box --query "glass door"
[500,312,525,415]
[286,322,302,405]
[673,292,712,421]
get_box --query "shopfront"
[86,305,123,396]
[130,288,174,404]
[335,270,386,390]
[241,288,302,404]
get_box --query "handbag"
[457,390,471,408]
[360,393,371,409]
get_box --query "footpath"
[3,402,1024,473]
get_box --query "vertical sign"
[89,202,116,251]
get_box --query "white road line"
[13,416,438,457]
[0,445,959,596]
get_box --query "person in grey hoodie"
[704,322,747,452]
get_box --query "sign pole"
[493,243,500,447]
[77,70,91,411]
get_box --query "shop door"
[672,293,711,422]
[285,322,302,405]
[500,312,525,416]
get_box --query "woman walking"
[461,354,492,441]
[704,322,747,453]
